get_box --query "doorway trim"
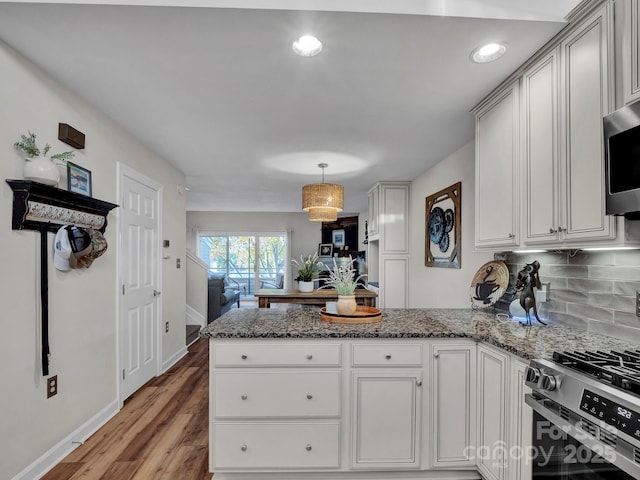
[116,162,163,408]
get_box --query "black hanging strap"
[40,225,50,376]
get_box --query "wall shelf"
[6,179,118,233]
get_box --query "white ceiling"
[0,0,580,213]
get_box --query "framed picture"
[67,162,92,197]
[318,243,333,257]
[425,181,461,268]
[332,229,345,247]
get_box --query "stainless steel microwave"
[604,101,640,218]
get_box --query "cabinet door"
[475,81,520,248]
[622,0,640,105]
[368,184,379,237]
[431,342,476,468]
[351,371,422,469]
[508,360,532,480]
[477,345,509,480]
[379,256,408,308]
[380,183,410,255]
[523,48,561,245]
[560,4,616,241]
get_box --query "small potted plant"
[291,252,323,293]
[14,131,75,186]
[322,258,366,315]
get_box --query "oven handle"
[525,394,640,480]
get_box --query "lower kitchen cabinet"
[430,341,477,468]
[351,371,422,469]
[509,359,533,480]
[477,344,509,480]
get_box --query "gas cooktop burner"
[553,350,640,396]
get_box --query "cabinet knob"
[241,354,247,360]
[306,394,313,400]
[416,380,423,387]
[241,394,248,400]
[306,354,313,360]
[558,226,565,233]
[385,354,392,360]
[508,233,515,239]
[549,227,558,234]
[306,444,312,451]
[241,444,248,452]
[434,353,439,359]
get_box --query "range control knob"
[525,367,541,384]
[541,374,558,391]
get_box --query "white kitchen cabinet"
[430,341,477,468]
[474,80,520,249]
[621,0,640,105]
[508,359,533,480]
[366,182,410,308]
[351,371,422,469]
[476,344,509,480]
[522,48,561,245]
[559,3,616,243]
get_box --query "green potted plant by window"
[291,252,323,293]
[14,131,75,186]
[322,258,366,315]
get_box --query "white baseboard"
[162,345,188,373]
[186,304,205,326]
[12,399,119,480]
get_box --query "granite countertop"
[200,307,639,361]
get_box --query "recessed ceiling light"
[470,42,507,63]
[292,35,323,57]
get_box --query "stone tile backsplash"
[497,250,640,344]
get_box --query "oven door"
[526,394,638,479]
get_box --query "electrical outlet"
[636,291,640,317]
[47,375,58,398]
[165,321,169,333]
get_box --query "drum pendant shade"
[302,164,344,222]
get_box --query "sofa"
[207,275,240,323]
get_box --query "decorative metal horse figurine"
[515,260,546,326]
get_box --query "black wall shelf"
[6,179,118,233]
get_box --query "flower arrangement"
[322,257,366,296]
[14,131,75,161]
[291,252,323,282]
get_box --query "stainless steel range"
[525,350,640,479]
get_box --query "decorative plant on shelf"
[14,131,75,161]
[14,131,76,187]
[291,252,323,282]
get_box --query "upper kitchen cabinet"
[621,0,640,105]
[473,80,520,249]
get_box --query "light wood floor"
[42,338,212,480]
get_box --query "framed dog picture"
[425,182,461,268]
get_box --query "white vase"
[298,281,314,293]
[23,156,60,186]
[337,295,357,315]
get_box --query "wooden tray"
[320,306,382,324]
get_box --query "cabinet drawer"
[213,371,341,418]
[212,422,341,469]
[352,343,423,367]
[213,343,341,367]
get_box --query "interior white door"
[119,165,161,401]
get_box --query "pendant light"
[302,163,344,222]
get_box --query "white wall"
[409,141,493,307]
[0,41,186,480]
[187,211,323,286]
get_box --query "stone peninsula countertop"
[200,307,639,361]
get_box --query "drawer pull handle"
[385,354,392,360]
[241,354,247,360]
[241,394,248,400]
[306,444,312,451]
[307,354,313,360]
[241,444,248,452]
[307,394,313,400]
